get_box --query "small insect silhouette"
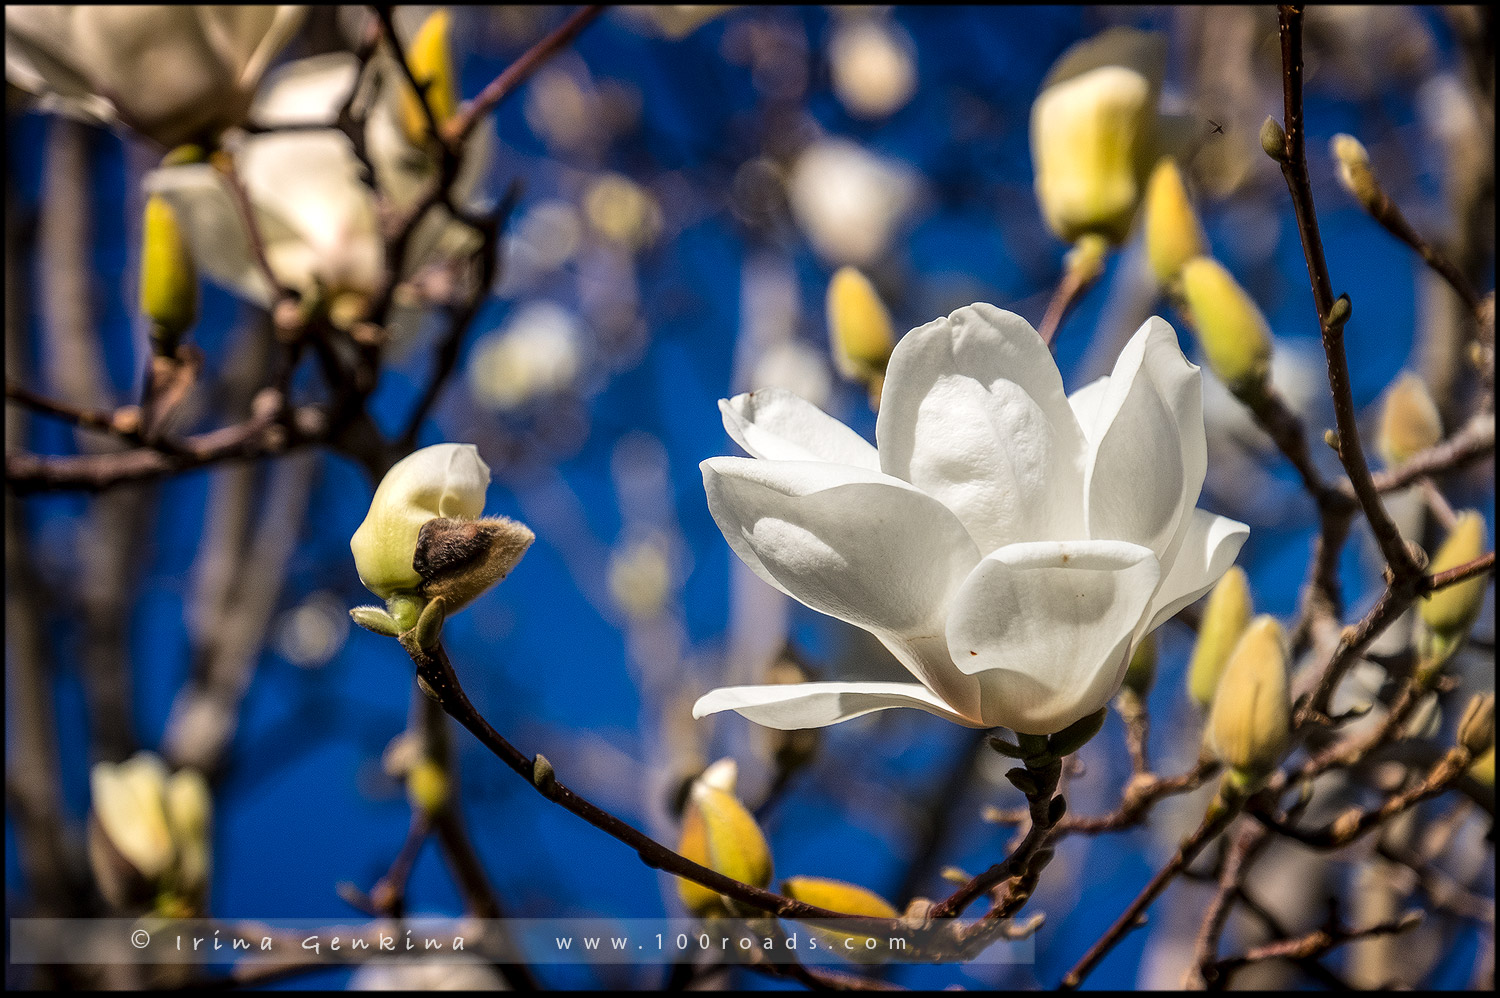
[1207,119,1225,135]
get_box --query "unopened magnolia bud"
[826,266,896,398]
[1031,29,1163,244]
[1458,693,1495,757]
[1143,158,1206,287]
[1378,372,1443,467]
[351,444,533,618]
[782,876,897,960]
[164,768,212,905]
[1330,134,1379,210]
[1188,566,1253,708]
[1180,257,1273,396]
[350,605,403,637]
[406,758,450,816]
[140,194,198,348]
[89,753,212,913]
[1259,116,1287,162]
[1206,616,1291,782]
[399,9,458,144]
[1417,511,1489,665]
[676,759,772,917]
[1469,746,1495,787]
[1123,632,1156,699]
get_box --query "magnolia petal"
[693,682,979,729]
[877,304,1088,550]
[701,457,982,706]
[250,51,360,126]
[719,389,880,469]
[1067,375,1112,442]
[947,539,1159,734]
[1140,509,1249,634]
[1085,317,1205,557]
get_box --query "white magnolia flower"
[145,48,489,311]
[695,305,1248,735]
[5,6,305,148]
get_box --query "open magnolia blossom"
[145,43,490,314]
[5,6,305,148]
[695,305,1248,735]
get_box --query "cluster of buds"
[88,753,212,917]
[350,444,534,638]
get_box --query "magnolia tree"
[4,4,1494,992]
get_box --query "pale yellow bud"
[1030,30,1163,244]
[406,758,450,817]
[399,10,458,145]
[1143,158,1206,287]
[782,876,896,960]
[1180,257,1274,395]
[1187,566,1253,708]
[1330,133,1379,210]
[826,267,895,394]
[90,754,175,883]
[1206,616,1291,781]
[1377,372,1443,467]
[1469,746,1495,787]
[1418,511,1489,655]
[676,759,773,916]
[139,194,198,346]
[164,768,212,903]
[1458,693,1495,757]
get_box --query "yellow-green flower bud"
[1469,745,1494,787]
[1458,693,1495,757]
[1377,372,1443,467]
[1187,565,1253,708]
[1143,157,1206,287]
[1030,29,1163,244]
[399,9,459,145]
[139,193,198,348]
[1259,116,1287,163]
[1180,256,1273,396]
[826,266,896,399]
[163,767,212,905]
[782,876,896,960]
[1330,133,1379,211]
[1206,616,1291,782]
[1417,511,1489,663]
[350,444,533,616]
[406,758,450,817]
[675,759,772,917]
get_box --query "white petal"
[946,540,1159,734]
[701,457,982,714]
[876,304,1088,551]
[719,389,880,469]
[1084,317,1206,557]
[1067,375,1112,442]
[1140,509,1249,634]
[693,682,979,729]
[250,51,360,126]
